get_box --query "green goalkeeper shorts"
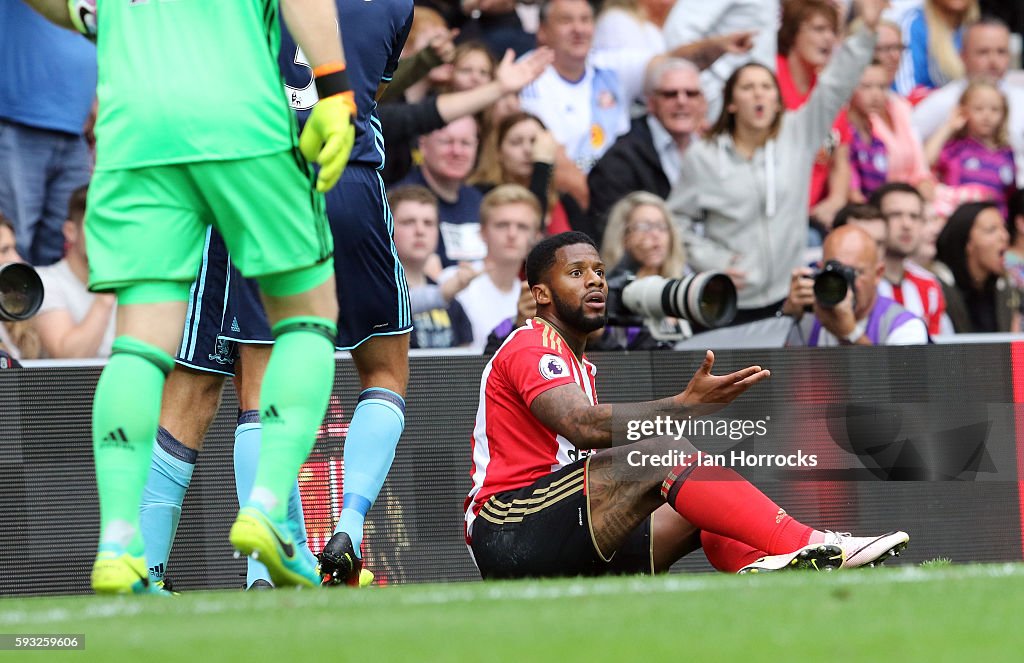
[85,150,333,293]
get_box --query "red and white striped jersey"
[464,317,597,541]
[877,261,946,336]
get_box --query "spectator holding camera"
[597,191,691,349]
[783,225,929,345]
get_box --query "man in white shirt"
[521,0,754,176]
[31,185,116,358]
[912,17,1024,187]
[452,184,541,352]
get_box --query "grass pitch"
[1,564,1020,662]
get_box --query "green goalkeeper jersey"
[92,0,296,171]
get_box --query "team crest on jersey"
[539,354,569,380]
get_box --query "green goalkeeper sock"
[93,336,173,557]
[248,316,337,521]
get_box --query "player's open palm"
[300,94,356,192]
[677,350,770,415]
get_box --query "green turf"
[2,564,1021,662]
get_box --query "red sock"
[700,531,765,573]
[661,464,812,555]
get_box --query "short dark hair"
[868,182,923,212]
[1009,188,1024,243]
[833,203,883,229]
[68,184,89,225]
[526,231,597,287]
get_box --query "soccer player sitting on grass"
[465,231,910,578]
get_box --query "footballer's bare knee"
[160,367,226,450]
[234,343,272,411]
[352,333,409,396]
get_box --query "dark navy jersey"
[279,0,414,170]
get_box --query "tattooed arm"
[529,350,770,449]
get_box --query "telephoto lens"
[0,263,45,322]
[620,272,738,328]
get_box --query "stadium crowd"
[3,0,1024,364]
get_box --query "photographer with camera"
[782,225,928,346]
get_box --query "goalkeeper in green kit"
[23,0,357,592]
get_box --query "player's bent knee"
[165,367,225,404]
[352,335,410,393]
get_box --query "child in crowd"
[848,60,933,201]
[926,81,1016,217]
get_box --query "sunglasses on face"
[654,88,703,100]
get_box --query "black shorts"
[470,458,654,579]
[325,164,412,350]
[176,227,271,376]
[175,165,412,373]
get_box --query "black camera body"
[0,263,45,322]
[605,271,738,337]
[812,259,858,310]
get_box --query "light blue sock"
[234,411,316,588]
[333,388,405,558]
[286,479,318,568]
[140,427,197,584]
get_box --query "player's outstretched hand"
[300,93,356,192]
[676,350,770,415]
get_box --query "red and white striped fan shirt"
[877,261,946,336]
[464,318,596,541]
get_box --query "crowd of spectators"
[4,0,1024,361]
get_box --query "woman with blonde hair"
[895,0,979,98]
[596,191,691,348]
[601,191,687,279]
